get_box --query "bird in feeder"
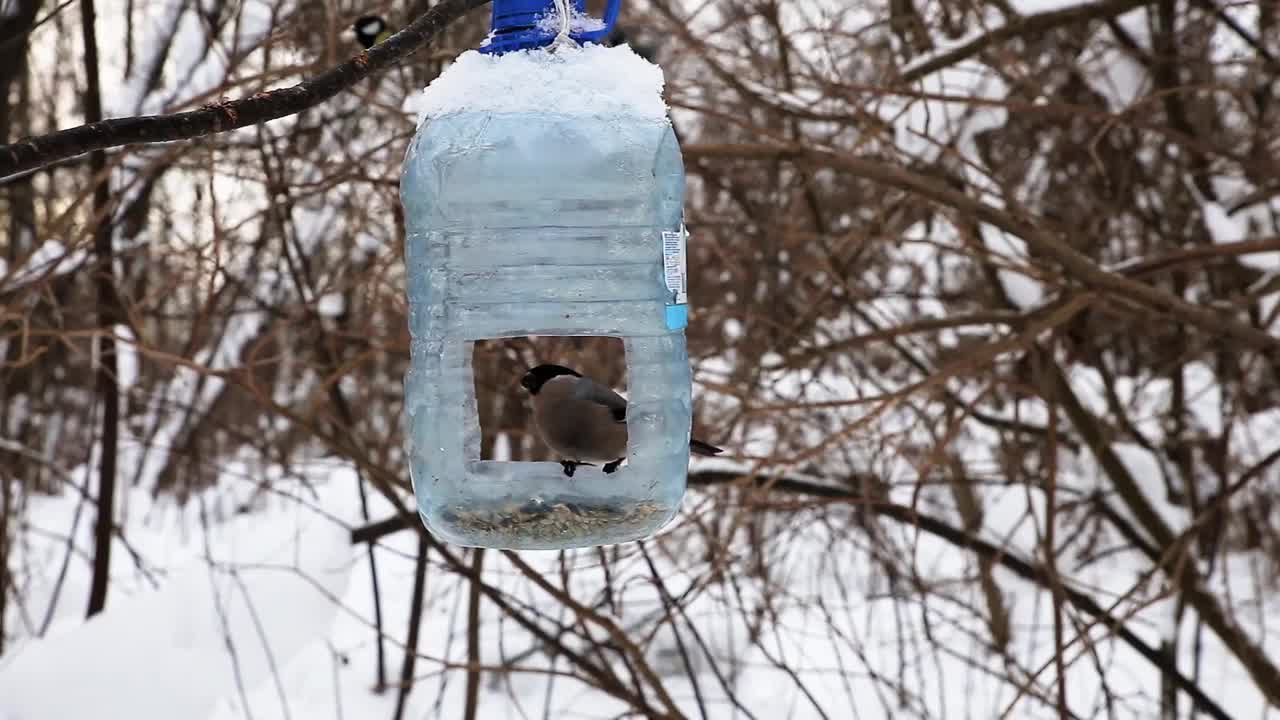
[521,364,723,477]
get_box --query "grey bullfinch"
[519,364,723,476]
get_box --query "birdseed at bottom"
[440,497,667,543]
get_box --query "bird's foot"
[559,460,595,477]
[602,458,624,474]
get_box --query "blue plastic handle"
[574,0,621,43]
[480,0,623,55]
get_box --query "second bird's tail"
[690,439,724,456]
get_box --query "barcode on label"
[661,226,688,306]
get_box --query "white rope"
[549,0,579,51]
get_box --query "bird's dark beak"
[520,374,535,392]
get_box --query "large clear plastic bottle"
[399,4,692,550]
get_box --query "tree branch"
[898,0,1154,83]
[684,142,1280,353]
[0,0,491,179]
[1043,358,1280,706]
[82,0,118,620]
[424,535,666,714]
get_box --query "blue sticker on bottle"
[665,304,688,330]
[662,225,688,330]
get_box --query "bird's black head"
[353,15,388,49]
[520,364,581,395]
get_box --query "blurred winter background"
[2,0,1280,718]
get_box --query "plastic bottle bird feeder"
[400,0,694,550]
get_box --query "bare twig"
[392,536,429,720]
[463,549,485,720]
[0,0,491,178]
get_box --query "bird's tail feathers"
[690,439,724,456]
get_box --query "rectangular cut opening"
[409,331,691,549]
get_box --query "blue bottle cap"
[479,0,621,55]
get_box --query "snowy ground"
[2,446,1278,719]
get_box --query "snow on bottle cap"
[411,43,669,123]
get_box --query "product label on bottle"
[662,225,688,305]
[661,225,689,330]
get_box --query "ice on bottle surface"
[400,42,693,549]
